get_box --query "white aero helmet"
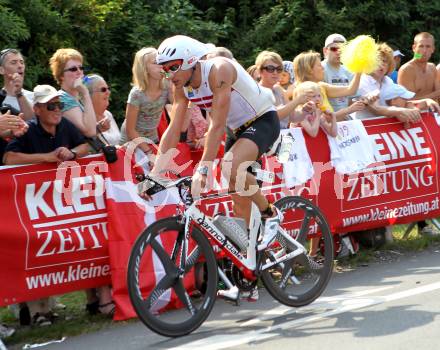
[156,35,210,70]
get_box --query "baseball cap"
[325,33,347,48]
[382,82,415,101]
[393,50,405,57]
[33,85,61,105]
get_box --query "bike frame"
[180,199,308,281]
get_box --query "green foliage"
[1,0,440,121]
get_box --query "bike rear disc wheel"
[261,196,333,307]
[127,217,218,337]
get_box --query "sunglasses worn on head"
[46,101,64,111]
[262,65,283,73]
[63,65,84,73]
[95,86,111,93]
[0,48,20,65]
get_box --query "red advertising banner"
[1,113,440,317]
[0,157,112,307]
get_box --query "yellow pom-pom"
[340,35,380,74]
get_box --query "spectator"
[119,47,172,153]
[0,110,28,164]
[322,34,355,114]
[3,84,89,164]
[246,64,260,81]
[256,50,308,128]
[294,81,337,137]
[206,46,234,60]
[398,32,440,101]
[180,103,208,149]
[293,50,365,121]
[3,84,89,325]
[0,48,33,119]
[279,60,295,101]
[389,49,404,83]
[353,43,437,122]
[84,74,120,145]
[49,48,97,137]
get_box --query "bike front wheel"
[127,216,218,337]
[261,196,333,307]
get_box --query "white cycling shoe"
[258,206,283,251]
[217,286,239,301]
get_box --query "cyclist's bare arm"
[199,61,235,165]
[154,87,189,173]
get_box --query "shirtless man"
[398,32,440,101]
[398,32,440,235]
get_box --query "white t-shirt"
[328,120,375,174]
[322,60,353,112]
[98,110,121,146]
[354,75,415,120]
[280,128,314,187]
[2,89,33,112]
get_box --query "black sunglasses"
[95,86,111,93]
[63,65,84,73]
[46,101,64,111]
[329,47,341,52]
[262,65,283,73]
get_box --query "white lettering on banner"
[36,222,108,257]
[370,127,430,162]
[25,175,106,220]
[347,165,433,201]
[205,200,233,216]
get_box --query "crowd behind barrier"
[2,31,440,332]
[1,114,439,320]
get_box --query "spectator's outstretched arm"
[323,73,362,98]
[3,151,59,165]
[367,102,421,123]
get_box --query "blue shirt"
[389,70,398,83]
[59,90,84,112]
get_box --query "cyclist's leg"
[223,138,269,213]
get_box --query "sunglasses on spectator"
[46,101,64,111]
[329,47,341,52]
[63,65,84,73]
[262,65,283,73]
[95,86,111,93]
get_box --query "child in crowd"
[279,60,295,101]
[294,81,337,137]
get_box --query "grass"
[2,224,440,347]
[336,224,440,270]
[1,292,117,348]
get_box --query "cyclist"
[142,35,284,299]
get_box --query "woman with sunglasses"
[49,48,97,137]
[256,51,310,129]
[84,74,120,146]
[119,47,171,153]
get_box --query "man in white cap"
[3,84,89,165]
[322,33,353,112]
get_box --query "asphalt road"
[23,245,440,350]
